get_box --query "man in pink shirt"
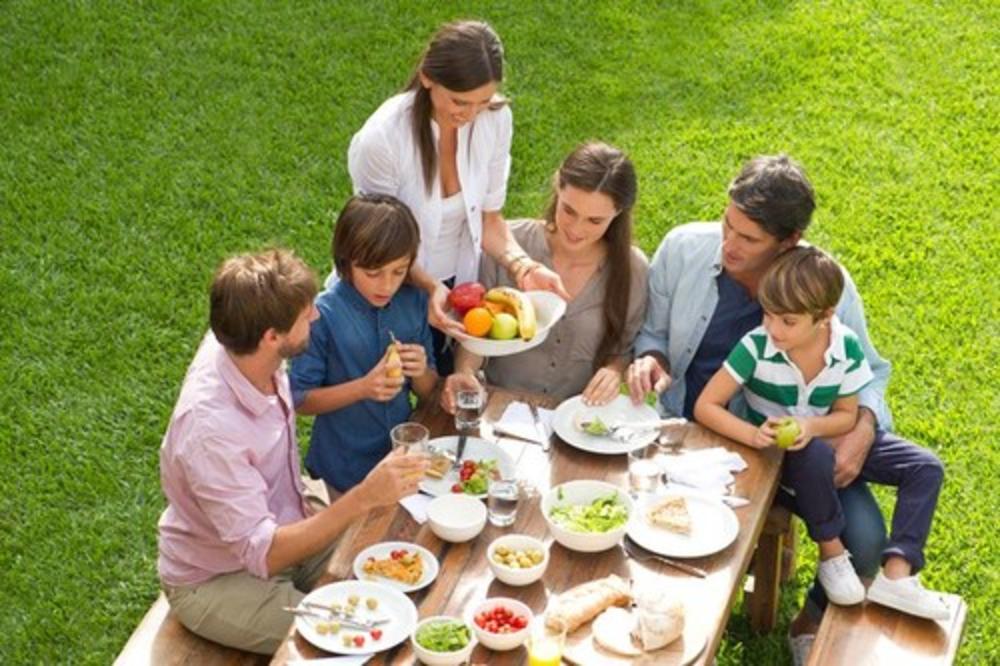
[157,249,428,654]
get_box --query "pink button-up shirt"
[157,333,307,586]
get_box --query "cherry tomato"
[370,629,382,640]
[353,635,365,647]
[451,483,463,493]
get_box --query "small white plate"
[353,541,439,593]
[627,491,739,558]
[295,580,417,655]
[419,436,516,498]
[553,395,661,455]
[450,291,566,357]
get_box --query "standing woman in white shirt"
[347,20,569,372]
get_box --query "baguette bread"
[545,574,631,633]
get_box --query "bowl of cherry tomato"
[468,597,533,651]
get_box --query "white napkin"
[657,447,747,495]
[398,492,432,524]
[493,401,554,442]
[288,657,371,666]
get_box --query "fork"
[621,536,708,578]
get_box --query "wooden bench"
[114,593,269,666]
[807,593,967,665]
[745,503,798,632]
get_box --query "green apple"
[489,312,519,340]
[774,417,801,449]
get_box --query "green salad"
[619,381,658,406]
[550,491,629,533]
[416,619,470,652]
[582,415,610,436]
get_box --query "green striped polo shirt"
[723,317,874,426]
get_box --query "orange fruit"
[463,307,493,337]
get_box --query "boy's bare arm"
[803,394,859,440]
[693,369,763,448]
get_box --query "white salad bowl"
[410,616,476,666]
[541,480,634,552]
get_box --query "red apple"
[448,281,486,315]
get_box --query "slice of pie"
[645,495,691,535]
[362,550,423,584]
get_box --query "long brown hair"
[405,20,505,193]
[544,142,638,370]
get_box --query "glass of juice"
[527,617,566,666]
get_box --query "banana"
[484,287,537,340]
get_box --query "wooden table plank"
[271,387,782,665]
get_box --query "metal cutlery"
[452,430,469,470]
[282,607,386,631]
[621,536,709,578]
[527,402,550,452]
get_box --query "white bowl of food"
[427,494,488,543]
[486,534,549,586]
[411,616,476,666]
[469,597,533,651]
[451,290,567,358]
[542,480,634,552]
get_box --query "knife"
[528,402,550,452]
[453,430,469,470]
[491,425,544,446]
[283,606,387,631]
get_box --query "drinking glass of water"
[487,479,520,527]
[628,444,664,496]
[454,370,487,432]
[390,422,429,455]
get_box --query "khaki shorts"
[164,487,337,655]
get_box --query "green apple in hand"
[774,417,801,449]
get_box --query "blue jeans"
[780,479,888,621]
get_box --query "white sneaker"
[866,571,951,620]
[787,631,815,666]
[817,552,865,605]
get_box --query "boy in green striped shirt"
[695,247,949,619]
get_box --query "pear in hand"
[385,340,402,379]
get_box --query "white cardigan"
[347,91,512,284]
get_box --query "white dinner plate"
[419,436,516,498]
[552,394,661,455]
[295,580,417,655]
[352,541,439,593]
[627,491,739,558]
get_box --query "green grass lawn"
[2,1,997,663]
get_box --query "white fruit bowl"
[542,480,634,552]
[450,291,566,358]
[427,494,487,543]
[468,597,533,651]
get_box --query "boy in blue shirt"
[291,194,438,494]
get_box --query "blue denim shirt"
[289,281,435,491]
[634,222,893,430]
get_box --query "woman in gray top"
[441,142,649,407]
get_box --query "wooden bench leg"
[747,505,795,633]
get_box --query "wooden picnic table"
[271,387,783,665]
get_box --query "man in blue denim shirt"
[628,155,944,665]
